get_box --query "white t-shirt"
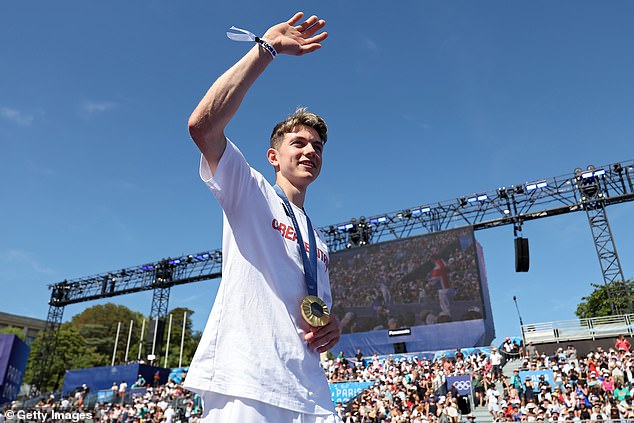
[183,140,334,415]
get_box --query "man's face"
[268,125,323,189]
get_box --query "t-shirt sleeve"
[199,139,263,212]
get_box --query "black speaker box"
[515,237,530,272]
[393,342,407,354]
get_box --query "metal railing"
[522,314,634,344]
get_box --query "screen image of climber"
[329,226,485,334]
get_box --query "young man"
[182,12,342,422]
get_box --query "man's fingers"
[304,319,340,351]
[304,31,328,45]
[294,15,319,32]
[300,19,326,38]
[287,12,304,26]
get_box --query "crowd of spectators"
[484,337,634,422]
[2,377,202,422]
[323,347,493,422]
[323,335,634,422]
[6,336,634,422]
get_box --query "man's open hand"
[262,12,328,56]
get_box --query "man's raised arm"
[187,12,327,174]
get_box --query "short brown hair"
[269,107,328,149]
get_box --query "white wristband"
[226,26,277,59]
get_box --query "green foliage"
[26,303,203,392]
[24,324,100,392]
[70,303,145,364]
[0,326,27,341]
[576,279,634,319]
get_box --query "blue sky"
[2,1,633,347]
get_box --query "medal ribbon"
[274,185,318,297]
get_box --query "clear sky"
[2,1,633,348]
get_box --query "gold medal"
[300,295,330,327]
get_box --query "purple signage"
[446,374,472,395]
[0,334,30,405]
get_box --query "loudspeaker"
[393,342,407,354]
[146,319,166,352]
[515,237,530,272]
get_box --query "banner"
[0,335,30,405]
[446,375,472,395]
[519,369,555,392]
[329,381,375,405]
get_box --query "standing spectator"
[616,335,631,354]
[501,337,516,361]
[525,342,539,359]
[524,377,536,404]
[490,348,503,381]
[486,384,500,420]
[110,381,118,397]
[455,348,465,362]
[118,380,128,402]
[164,405,175,423]
[472,372,486,407]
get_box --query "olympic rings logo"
[452,380,472,391]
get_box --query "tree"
[0,326,27,341]
[576,279,634,319]
[70,303,145,364]
[24,323,100,392]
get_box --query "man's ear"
[267,148,279,169]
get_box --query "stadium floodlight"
[593,169,606,177]
[338,223,354,231]
[477,194,488,201]
[169,259,181,265]
[467,196,478,203]
[369,216,388,225]
[459,197,468,206]
[503,209,510,215]
[419,206,431,213]
[581,171,594,179]
[526,180,547,191]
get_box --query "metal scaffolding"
[30,158,634,394]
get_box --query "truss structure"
[30,158,634,394]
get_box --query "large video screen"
[329,227,484,334]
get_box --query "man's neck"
[276,178,307,208]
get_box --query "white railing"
[522,314,634,344]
